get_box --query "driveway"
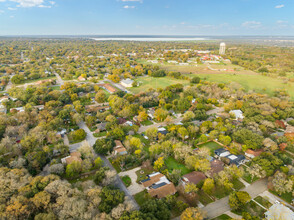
[203,179,268,219]
[54,72,64,86]
[118,167,145,195]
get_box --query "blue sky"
[0,0,293,35]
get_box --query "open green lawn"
[269,190,293,204]
[211,214,232,220]
[134,190,152,207]
[197,190,214,205]
[192,73,294,99]
[164,157,192,175]
[232,200,266,217]
[197,141,222,156]
[254,196,272,209]
[121,175,132,187]
[129,76,190,93]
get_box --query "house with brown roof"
[207,159,224,177]
[141,172,177,199]
[245,149,264,159]
[285,125,294,139]
[181,171,206,186]
[61,151,82,165]
[102,83,117,94]
[113,140,127,155]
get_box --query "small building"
[285,125,294,139]
[226,154,246,167]
[265,204,294,220]
[78,76,86,81]
[113,140,127,155]
[229,110,244,121]
[10,107,24,113]
[245,149,264,159]
[214,148,231,158]
[181,171,206,186]
[100,83,117,94]
[121,78,134,88]
[95,123,107,133]
[61,151,82,165]
[141,172,177,199]
[158,127,168,135]
[208,159,224,177]
[0,104,7,114]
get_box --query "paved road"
[54,72,64,86]
[203,179,268,219]
[68,121,140,210]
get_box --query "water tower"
[219,42,226,55]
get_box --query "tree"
[94,157,104,169]
[154,108,168,122]
[129,137,142,150]
[141,199,171,220]
[70,129,86,142]
[247,164,266,182]
[137,111,148,122]
[66,160,82,178]
[154,157,165,171]
[272,171,293,195]
[49,164,64,175]
[93,167,108,185]
[145,127,158,142]
[190,76,201,84]
[202,178,215,195]
[229,191,251,210]
[194,159,211,173]
[98,186,125,213]
[180,207,206,220]
[94,138,114,155]
[178,127,189,140]
[183,111,195,122]
[95,91,107,103]
[184,183,198,195]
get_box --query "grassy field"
[121,175,132,187]
[232,200,266,217]
[211,214,232,220]
[164,157,192,175]
[192,73,294,98]
[254,196,272,209]
[197,141,223,156]
[129,76,190,93]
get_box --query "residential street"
[203,179,268,219]
[54,72,64,86]
[68,121,140,210]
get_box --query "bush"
[190,76,200,84]
[69,129,86,143]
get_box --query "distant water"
[91,37,208,41]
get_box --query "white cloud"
[38,4,51,8]
[123,5,135,9]
[0,10,4,13]
[8,7,17,10]
[0,0,6,2]
[49,1,55,5]
[275,4,284,9]
[9,0,45,8]
[10,15,14,18]
[242,21,262,29]
[121,0,143,3]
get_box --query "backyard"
[164,157,192,175]
[197,141,223,156]
[129,76,190,94]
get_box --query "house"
[147,108,155,120]
[158,127,168,135]
[124,121,133,126]
[121,78,134,88]
[245,149,264,159]
[226,154,246,167]
[100,83,117,94]
[275,120,286,129]
[141,172,177,199]
[10,107,24,113]
[61,151,82,165]
[208,159,224,177]
[214,148,231,158]
[181,171,207,186]
[0,104,7,114]
[285,125,294,139]
[113,140,127,155]
[229,110,244,121]
[95,122,107,133]
[265,204,294,220]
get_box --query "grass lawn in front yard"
[134,190,152,207]
[197,141,223,156]
[232,179,245,191]
[109,158,122,173]
[254,196,272,209]
[121,175,132,187]
[269,190,293,204]
[135,168,154,183]
[164,157,192,175]
[198,190,214,205]
[141,120,153,126]
[211,214,232,220]
[93,131,107,137]
[232,200,266,217]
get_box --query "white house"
[229,110,244,121]
[121,78,134,88]
[265,204,294,220]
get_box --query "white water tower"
[219,42,226,55]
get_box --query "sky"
[0,0,294,36]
